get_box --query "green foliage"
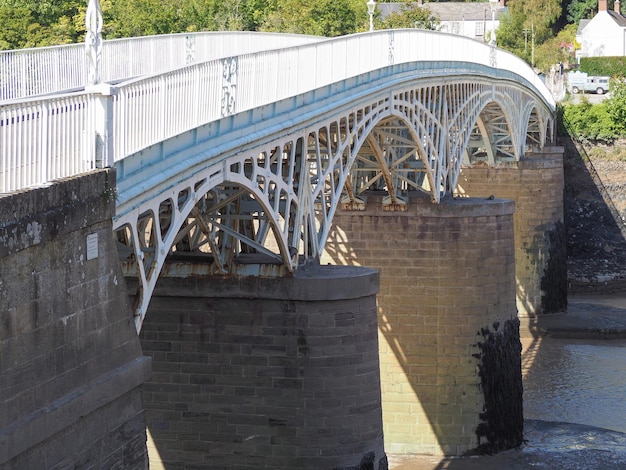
[261,0,364,36]
[605,78,626,136]
[495,9,527,59]
[0,6,34,49]
[566,0,599,23]
[379,0,439,30]
[310,0,360,37]
[563,101,618,143]
[580,56,626,77]
[534,23,577,72]
[562,80,626,144]
[495,0,562,69]
[0,0,83,49]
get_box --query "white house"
[377,1,507,43]
[576,0,626,60]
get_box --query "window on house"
[475,21,484,37]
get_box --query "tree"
[496,0,562,69]
[567,0,600,23]
[261,0,364,36]
[533,23,578,71]
[310,0,359,37]
[379,0,439,30]
[0,0,83,49]
[0,6,34,49]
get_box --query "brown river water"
[522,336,626,434]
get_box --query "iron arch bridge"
[106,30,555,332]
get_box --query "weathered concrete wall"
[0,171,151,468]
[457,147,567,316]
[322,195,521,456]
[137,265,387,469]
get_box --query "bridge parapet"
[1,29,555,194]
[0,32,323,102]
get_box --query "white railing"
[111,30,554,161]
[0,30,555,193]
[1,93,98,190]
[0,32,322,102]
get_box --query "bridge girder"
[114,76,554,332]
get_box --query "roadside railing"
[0,30,555,193]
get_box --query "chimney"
[599,0,608,11]
[616,0,621,13]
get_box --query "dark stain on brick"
[473,317,524,455]
[540,221,568,313]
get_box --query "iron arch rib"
[113,65,555,333]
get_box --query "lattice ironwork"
[114,75,554,332]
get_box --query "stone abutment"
[0,170,150,468]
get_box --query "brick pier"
[457,147,567,315]
[323,195,521,455]
[139,265,387,469]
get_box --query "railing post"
[86,83,116,168]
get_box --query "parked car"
[568,71,610,94]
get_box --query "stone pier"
[139,265,387,469]
[457,146,567,316]
[322,195,522,456]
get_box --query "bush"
[563,102,617,143]
[579,56,626,77]
[560,79,626,143]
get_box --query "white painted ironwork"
[85,0,103,86]
[112,69,554,332]
[0,32,323,102]
[0,31,555,192]
[104,30,553,170]
[0,93,98,190]
[0,30,557,331]
[221,57,238,117]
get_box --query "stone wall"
[456,147,567,316]
[322,195,520,456]
[138,266,387,470]
[0,171,150,468]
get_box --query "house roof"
[608,9,626,27]
[577,9,626,35]
[577,18,590,36]
[377,2,506,22]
